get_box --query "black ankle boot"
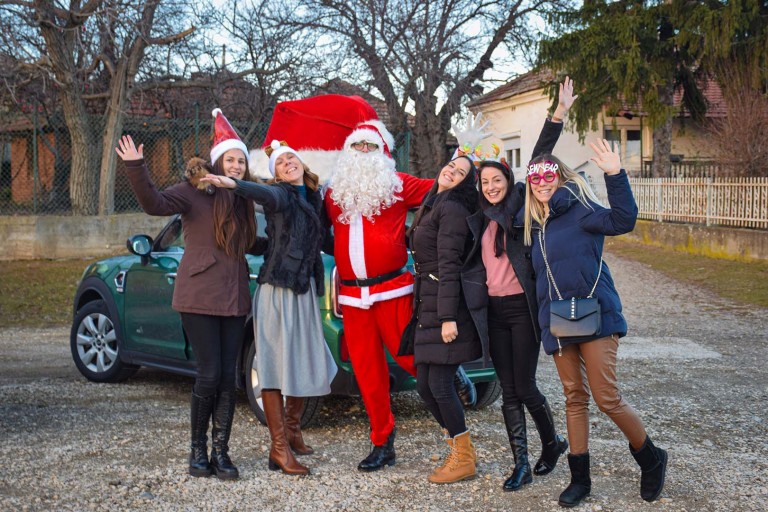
[210,389,239,480]
[558,453,591,508]
[189,392,215,477]
[501,403,533,491]
[528,400,568,475]
[630,436,668,502]
[453,366,477,407]
[358,427,397,472]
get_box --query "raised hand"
[552,76,579,121]
[115,135,143,161]
[199,173,236,189]
[589,139,622,175]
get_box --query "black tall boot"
[501,402,533,491]
[210,388,239,480]
[189,392,215,477]
[630,436,668,502]
[453,366,477,407]
[528,400,568,475]
[558,453,591,508]
[358,427,397,472]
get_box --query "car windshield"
[156,213,268,252]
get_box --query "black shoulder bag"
[538,229,602,342]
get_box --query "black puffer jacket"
[408,168,486,365]
[233,180,325,296]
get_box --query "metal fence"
[0,112,412,216]
[629,177,768,229]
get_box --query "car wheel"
[70,300,138,383]
[469,380,502,409]
[244,339,322,428]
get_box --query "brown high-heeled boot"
[261,390,309,475]
[285,396,314,455]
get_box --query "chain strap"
[538,228,602,301]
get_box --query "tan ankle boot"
[428,431,477,484]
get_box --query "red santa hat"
[343,119,395,158]
[250,94,388,181]
[210,108,248,165]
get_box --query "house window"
[603,128,642,170]
[505,148,521,169]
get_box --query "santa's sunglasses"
[351,141,379,152]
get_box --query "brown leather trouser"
[553,335,647,454]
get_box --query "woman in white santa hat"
[116,109,264,480]
[201,139,337,476]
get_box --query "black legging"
[416,363,467,437]
[180,313,246,396]
[487,294,546,410]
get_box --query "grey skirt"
[252,281,337,398]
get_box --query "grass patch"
[606,237,768,308]
[0,259,87,328]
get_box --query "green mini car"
[70,214,501,426]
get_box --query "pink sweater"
[481,220,524,297]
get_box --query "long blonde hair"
[523,154,603,246]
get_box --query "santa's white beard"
[329,150,403,224]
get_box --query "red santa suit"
[325,171,432,445]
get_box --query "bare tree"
[0,0,194,214]
[292,0,565,176]
[707,57,768,177]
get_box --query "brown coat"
[124,159,252,317]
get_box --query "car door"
[123,216,188,360]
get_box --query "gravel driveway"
[1,252,767,511]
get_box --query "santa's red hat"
[210,108,248,165]
[250,94,389,181]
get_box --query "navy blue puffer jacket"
[520,171,638,355]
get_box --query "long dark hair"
[211,156,257,259]
[478,161,513,257]
[407,155,477,239]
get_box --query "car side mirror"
[127,235,154,265]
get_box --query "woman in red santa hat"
[116,109,263,480]
[201,139,337,477]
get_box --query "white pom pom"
[270,139,281,150]
[211,108,222,118]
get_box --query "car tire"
[244,339,322,428]
[70,300,139,383]
[468,380,503,409]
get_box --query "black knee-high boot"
[501,402,533,491]
[210,389,239,480]
[189,392,215,477]
[528,400,568,475]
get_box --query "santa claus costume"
[252,95,477,472]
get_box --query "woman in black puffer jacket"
[406,155,487,485]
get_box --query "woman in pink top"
[464,78,577,492]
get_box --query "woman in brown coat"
[115,109,259,480]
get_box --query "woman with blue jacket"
[521,140,668,507]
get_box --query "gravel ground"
[1,251,767,512]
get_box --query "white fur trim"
[338,285,414,309]
[211,108,222,118]
[250,148,340,182]
[210,139,248,166]
[360,119,395,151]
[348,215,367,279]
